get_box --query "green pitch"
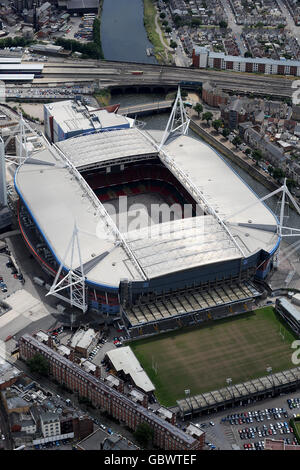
[130,307,297,407]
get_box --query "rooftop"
[76,428,108,450]
[71,328,97,350]
[0,361,22,387]
[45,100,130,138]
[15,129,279,289]
[56,127,158,170]
[106,346,155,393]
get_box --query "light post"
[266,366,274,397]
[185,388,193,417]
[226,377,234,405]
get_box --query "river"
[101,0,157,64]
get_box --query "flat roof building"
[0,361,22,390]
[44,100,131,143]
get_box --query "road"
[118,99,172,116]
[35,60,296,98]
[220,0,247,55]
[276,0,300,42]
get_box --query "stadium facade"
[14,100,281,337]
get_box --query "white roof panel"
[56,127,157,169]
[106,346,155,393]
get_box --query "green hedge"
[290,418,300,444]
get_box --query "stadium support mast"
[46,223,88,313]
[224,178,300,266]
[0,137,7,207]
[4,114,36,166]
[159,86,190,149]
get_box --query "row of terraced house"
[18,334,204,451]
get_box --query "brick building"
[18,334,204,450]
[192,46,300,76]
[202,81,229,108]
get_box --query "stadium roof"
[177,367,300,415]
[106,346,155,393]
[15,129,280,288]
[124,215,241,278]
[164,134,279,257]
[56,127,158,169]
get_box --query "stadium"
[14,93,281,338]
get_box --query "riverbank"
[143,0,170,64]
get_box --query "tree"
[162,20,168,27]
[252,149,263,164]
[273,167,285,180]
[219,20,228,29]
[174,14,182,28]
[212,119,223,132]
[134,423,154,448]
[202,111,213,124]
[232,136,242,148]
[170,40,177,49]
[222,127,230,138]
[27,354,49,377]
[165,27,172,33]
[245,148,251,156]
[181,89,188,99]
[194,103,203,117]
[244,51,252,58]
[160,12,166,19]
